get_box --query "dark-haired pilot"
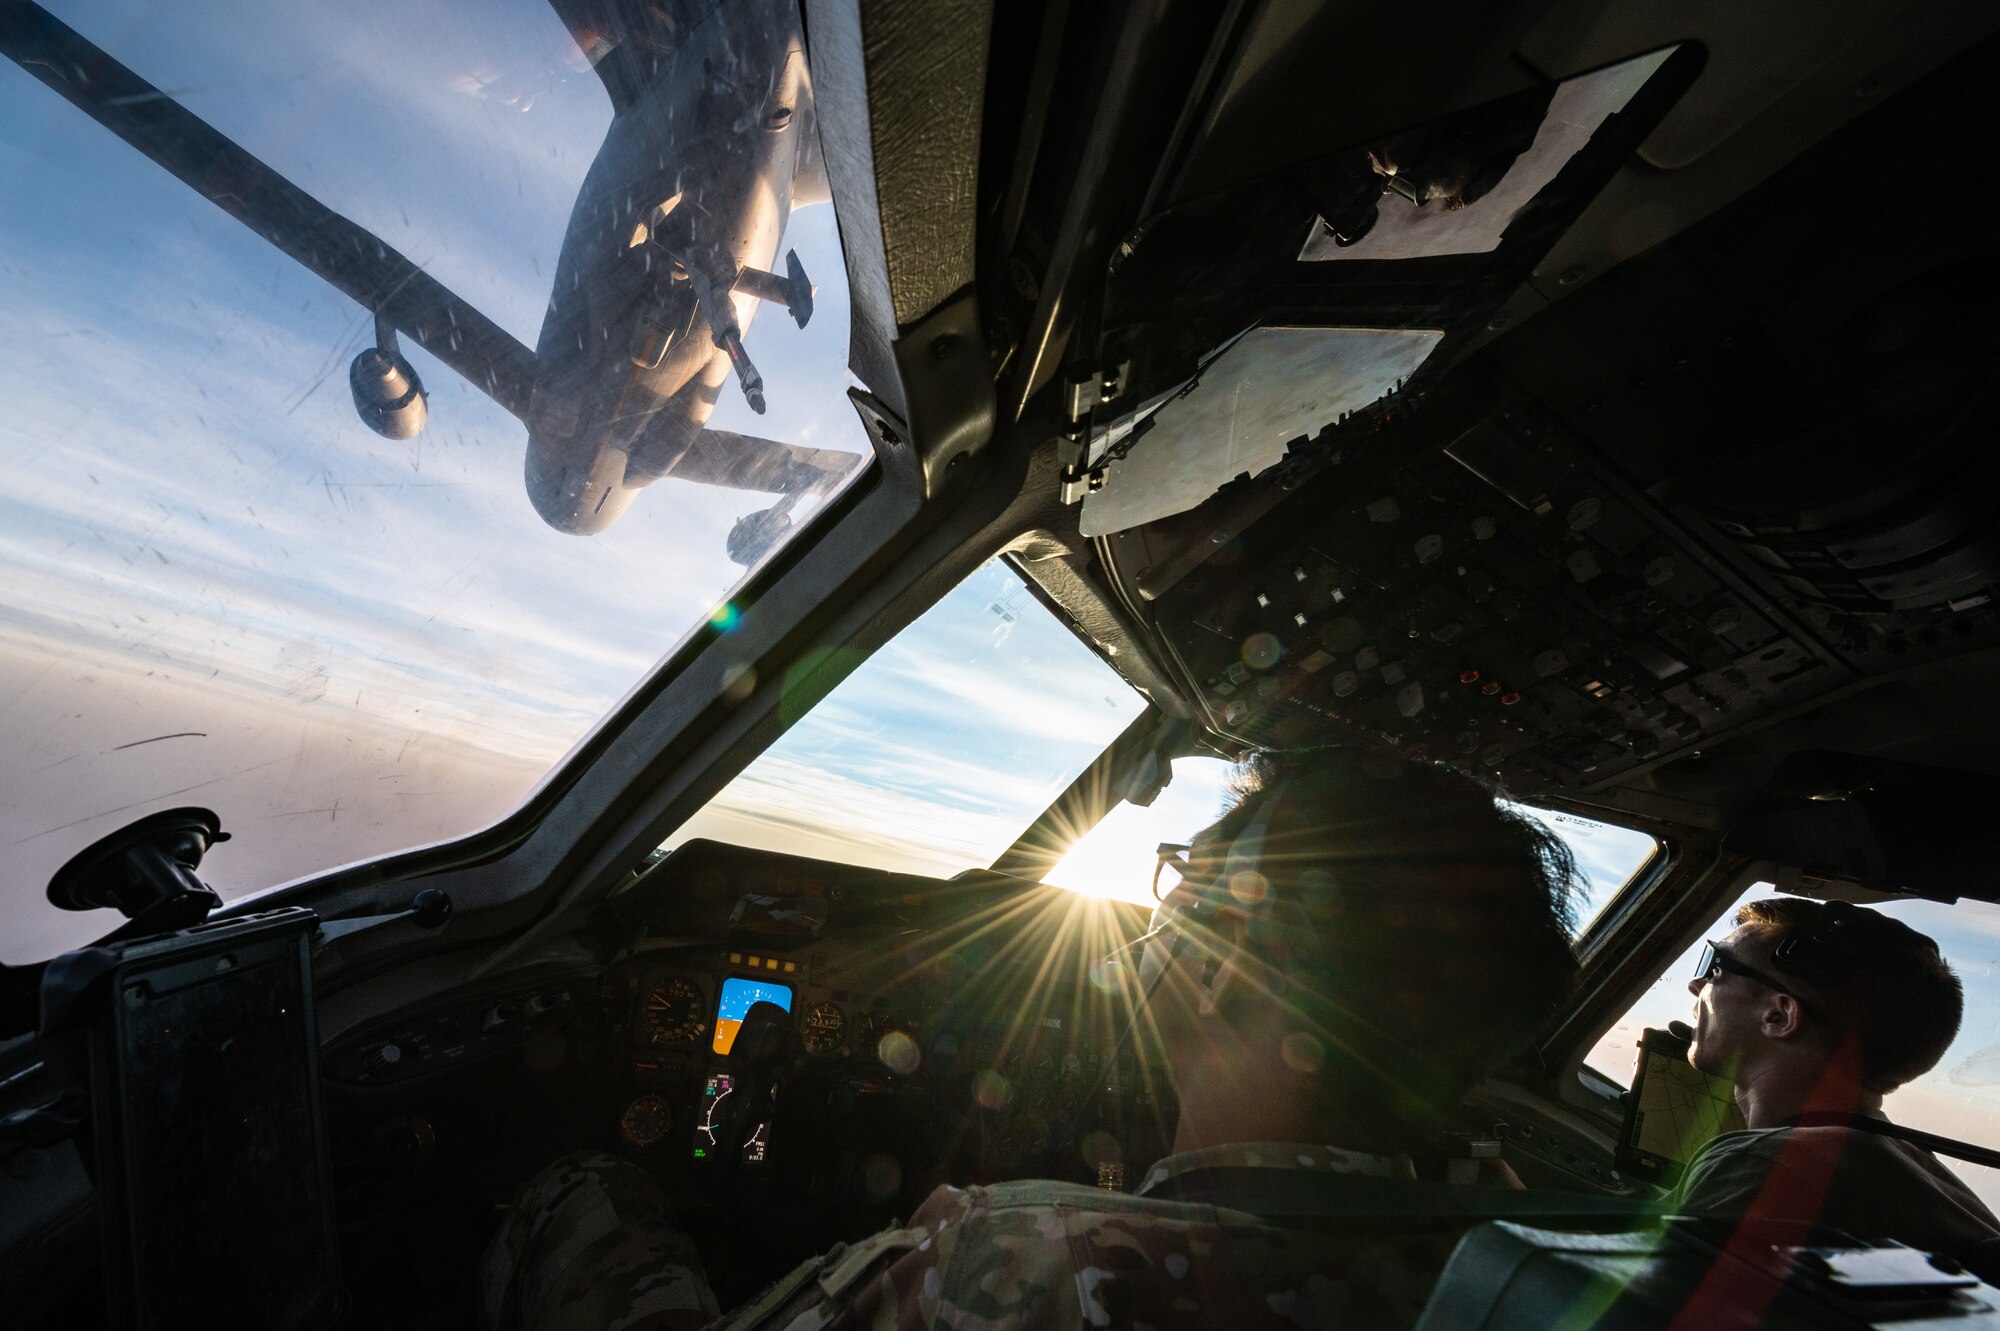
[487,749,1584,1330]
[1678,898,2000,1260]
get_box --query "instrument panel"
[800,1000,845,1055]
[595,867,1168,1192]
[324,843,1168,1206]
[617,943,925,1062]
[640,976,707,1047]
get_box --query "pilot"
[1677,897,2000,1259]
[485,747,1584,1330]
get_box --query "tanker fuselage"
[524,1,818,534]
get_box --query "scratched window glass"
[0,0,870,961]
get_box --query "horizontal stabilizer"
[670,429,857,496]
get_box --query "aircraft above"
[0,0,850,565]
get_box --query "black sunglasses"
[1695,941,1803,1004]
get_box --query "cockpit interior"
[5,0,2000,1326]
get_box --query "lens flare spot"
[859,1152,903,1202]
[1242,633,1283,671]
[1088,957,1129,993]
[1280,1030,1326,1074]
[1228,869,1269,904]
[708,601,742,631]
[878,1030,921,1075]
[721,663,756,702]
[974,1069,1013,1109]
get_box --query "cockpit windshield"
[670,554,1660,914]
[666,561,1149,874]
[0,0,871,962]
[1047,764,1659,924]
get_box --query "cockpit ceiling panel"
[1079,44,1701,531]
[1114,365,2000,806]
[1083,30,2000,819]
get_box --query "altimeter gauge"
[800,1000,846,1054]
[642,976,704,1046]
[620,1092,672,1148]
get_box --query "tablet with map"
[1617,1026,1748,1187]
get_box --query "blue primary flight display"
[711,976,794,1055]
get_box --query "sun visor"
[1298,48,1672,262]
[1070,44,1701,540]
[1079,327,1441,537]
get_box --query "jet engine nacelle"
[349,344,428,440]
[727,502,792,567]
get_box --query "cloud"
[673,754,1019,876]
[0,640,552,963]
[669,563,1148,876]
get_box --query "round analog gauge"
[620,1092,673,1148]
[641,977,704,1046]
[800,1001,846,1055]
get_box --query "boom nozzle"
[719,327,766,414]
[689,262,767,414]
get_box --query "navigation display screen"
[711,976,793,1055]
[694,1071,770,1162]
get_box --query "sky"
[668,560,1147,876]
[0,0,873,961]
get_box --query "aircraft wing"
[662,428,856,496]
[0,0,539,419]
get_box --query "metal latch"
[1057,361,1131,506]
[1063,362,1128,423]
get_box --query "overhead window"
[1520,806,1660,934]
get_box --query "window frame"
[1545,845,1759,1119]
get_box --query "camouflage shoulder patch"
[706,1223,930,1331]
[483,1151,718,1331]
[704,1250,830,1331]
[818,1225,927,1299]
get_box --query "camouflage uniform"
[484,1151,722,1331]
[490,1142,1453,1330]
